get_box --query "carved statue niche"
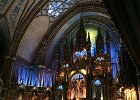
[56,85,64,100]
[17,80,25,100]
[92,79,103,100]
[44,86,51,100]
[69,73,86,100]
[31,83,39,100]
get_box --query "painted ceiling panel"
[4,0,41,40]
[21,0,41,20]
[0,0,14,15]
[19,0,38,21]
[16,16,49,61]
[6,0,29,39]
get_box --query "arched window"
[17,81,25,100]
[72,73,84,81]
[39,0,103,23]
[92,79,103,100]
[68,73,86,99]
[56,85,64,100]
[74,50,87,62]
[45,86,51,98]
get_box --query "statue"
[45,89,51,100]
[17,94,23,100]
[73,79,81,99]
[71,88,75,99]
[44,97,49,100]
[32,93,38,100]
[17,80,25,100]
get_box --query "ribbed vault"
[33,2,117,67]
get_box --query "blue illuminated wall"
[87,28,120,78]
[15,28,120,87]
[15,62,53,87]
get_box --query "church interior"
[0,0,140,100]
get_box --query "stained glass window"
[38,0,103,23]
[74,49,87,62]
[72,73,84,81]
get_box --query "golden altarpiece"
[53,16,114,100]
[0,16,139,100]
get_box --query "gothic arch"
[33,2,113,66]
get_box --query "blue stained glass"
[48,10,53,14]
[81,50,87,56]
[74,50,87,62]
[72,73,84,81]
[74,51,81,59]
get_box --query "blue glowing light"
[17,65,53,87]
[94,80,102,86]
[57,85,63,90]
[90,31,120,78]
[72,73,84,81]
[74,50,87,62]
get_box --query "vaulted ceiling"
[0,0,140,69]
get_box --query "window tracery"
[38,0,103,23]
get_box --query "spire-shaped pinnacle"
[106,30,110,41]
[96,26,104,53]
[76,14,87,51]
[79,14,85,31]
[56,45,61,72]
[56,45,60,61]
[63,38,69,63]
[70,38,73,51]
[106,30,110,54]
[87,32,91,44]
[70,38,73,64]
[87,32,91,50]
[87,32,91,59]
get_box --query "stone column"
[86,74,92,100]
[2,56,17,100]
[64,69,68,100]
[0,57,4,99]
